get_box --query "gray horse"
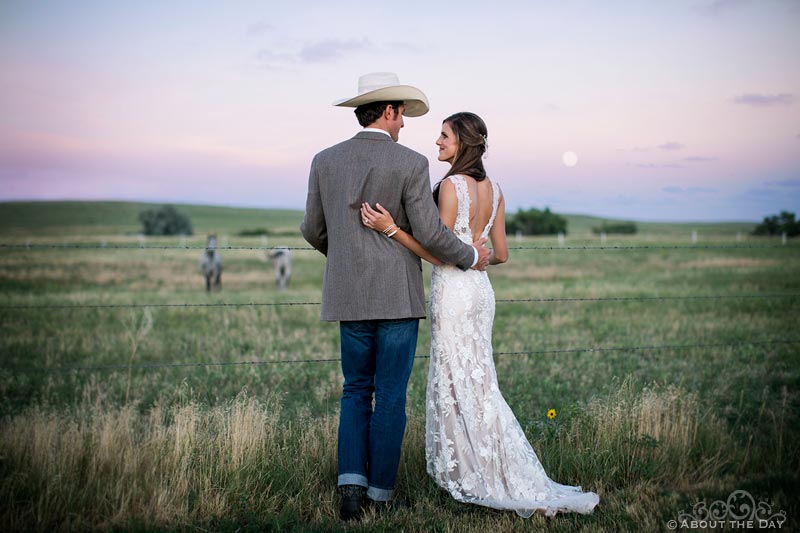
[200,235,222,291]
[268,247,291,291]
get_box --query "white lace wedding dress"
[425,175,599,518]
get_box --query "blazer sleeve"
[300,156,328,255]
[403,156,474,270]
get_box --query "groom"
[301,72,490,520]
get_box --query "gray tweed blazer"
[301,131,475,321]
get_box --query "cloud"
[255,49,295,64]
[658,142,685,151]
[637,163,683,169]
[733,93,794,107]
[662,186,717,194]
[385,41,424,54]
[0,136,306,207]
[621,144,685,153]
[254,37,394,67]
[615,146,650,152]
[247,20,273,37]
[744,187,783,198]
[763,179,800,187]
[602,194,639,206]
[684,156,718,162]
[299,38,372,63]
[701,0,752,16]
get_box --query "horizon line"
[0,197,764,225]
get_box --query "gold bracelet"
[382,224,397,234]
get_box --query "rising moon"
[562,151,578,167]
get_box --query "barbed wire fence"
[4,339,797,374]
[1,293,797,310]
[1,242,796,251]
[2,240,798,376]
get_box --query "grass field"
[0,201,797,531]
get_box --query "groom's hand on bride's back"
[471,237,491,271]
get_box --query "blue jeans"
[337,318,419,502]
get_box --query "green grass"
[0,202,797,531]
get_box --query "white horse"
[268,247,291,291]
[200,235,222,291]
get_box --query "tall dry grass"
[1,389,337,530]
[0,380,744,531]
[542,379,734,490]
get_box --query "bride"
[360,112,599,517]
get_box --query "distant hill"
[561,213,757,237]
[0,201,756,238]
[0,201,304,237]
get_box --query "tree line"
[752,211,799,237]
[135,205,797,239]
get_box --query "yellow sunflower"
[547,409,557,420]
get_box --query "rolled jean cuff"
[367,486,394,502]
[338,473,368,488]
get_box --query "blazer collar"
[353,130,394,142]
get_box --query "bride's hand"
[360,203,396,233]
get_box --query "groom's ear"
[384,103,403,120]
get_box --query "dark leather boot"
[339,484,366,521]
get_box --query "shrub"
[236,228,299,237]
[592,221,637,235]
[138,205,193,236]
[505,207,568,236]
[237,228,270,237]
[752,211,799,237]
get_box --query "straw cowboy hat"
[333,72,430,117]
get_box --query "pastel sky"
[1,0,798,221]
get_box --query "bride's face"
[436,121,459,163]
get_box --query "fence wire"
[5,338,796,375]
[1,242,796,251]
[2,293,798,310]
[3,238,796,379]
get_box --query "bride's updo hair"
[433,112,488,205]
